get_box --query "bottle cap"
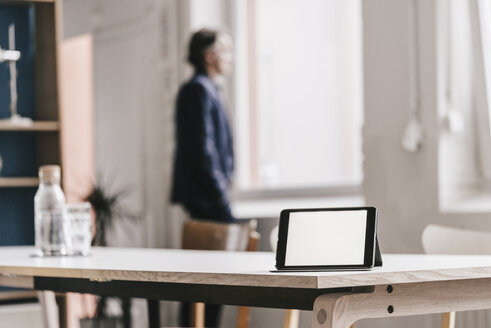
[39,165,61,184]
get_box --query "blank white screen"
[285,210,367,266]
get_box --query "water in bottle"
[34,165,70,256]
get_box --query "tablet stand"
[375,236,383,267]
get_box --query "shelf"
[0,120,59,131]
[0,177,39,187]
[0,290,38,301]
[0,0,55,3]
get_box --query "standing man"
[171,28,235,327]
[171,28,235,223]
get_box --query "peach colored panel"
[59,34,97,328]
[59,33,95,203]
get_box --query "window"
[233,0,364,192]
[439,0,491,210]
[468,0,491,182]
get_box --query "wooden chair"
[182,219,260,328]
[181,219,258,252]
[146,219,259,328]
[422,224,491,328]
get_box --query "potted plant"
[80,181,140,328]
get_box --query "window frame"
[469,0,491,182]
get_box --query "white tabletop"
[2,247,491,289]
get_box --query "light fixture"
[0,24,32,126]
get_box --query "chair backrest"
[182,220,258,251]
[181,220,260,328]
[422,224,491,255]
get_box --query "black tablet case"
[374,236,383,267]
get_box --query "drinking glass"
[67,202,92,256]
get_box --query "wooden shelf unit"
[0,0,62,311]
[0,0,54,3]
[0,290,38,301]
[0,1,96,325]
[0,177,39,187]
[0,0,62,183]
[0,120,59,131]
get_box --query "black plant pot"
[79,317,123,328]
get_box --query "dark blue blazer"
[171,74,235,221]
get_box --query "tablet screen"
[275,207,378,270]
[285,210,367,266]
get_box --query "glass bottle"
[34,165,70,256]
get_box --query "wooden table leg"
[190,302,205,328]
[441,312,455,328]
[312,278,491,328]
[312,292,353,328]
[237,305,251,328]
[283,309,299,328]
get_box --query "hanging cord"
[446,0,453,109]
[402,0,424,152]
[408,0,421,119]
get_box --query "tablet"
[274,207,380,271]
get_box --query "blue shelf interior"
[0,5,37,247]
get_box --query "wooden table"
[3,247,491,328]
